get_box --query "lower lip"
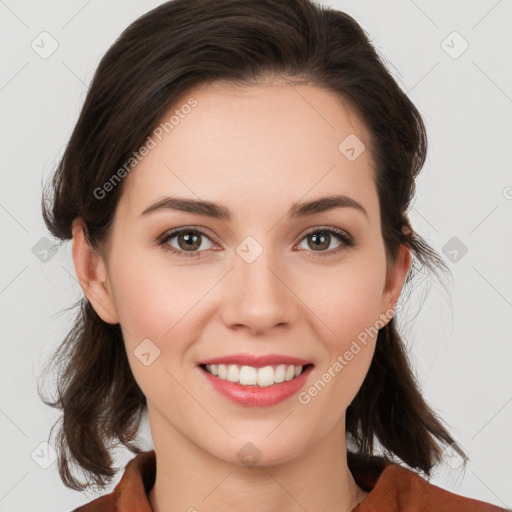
[199,365,314,406]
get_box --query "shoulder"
[71,450,156,512]
[349,453,506,512]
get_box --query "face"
[73,79,409,467]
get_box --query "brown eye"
[159,228,215,258]
[306,232,332,251]
[296,227,354,257]
[175,231,202,251]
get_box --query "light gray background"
[1,0,511,510]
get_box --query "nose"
[218,245,297,336]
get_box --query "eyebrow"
[140,194,369,221]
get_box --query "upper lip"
[197,353,313,368]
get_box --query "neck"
[147,408,368,512]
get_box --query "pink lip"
[197,353,312,368]
[199,364,314,406]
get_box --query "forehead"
[116,80,378,224]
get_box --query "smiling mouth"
[199,363,314,387]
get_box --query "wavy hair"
[38,0,462,492]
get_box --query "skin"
[72,79,411,511]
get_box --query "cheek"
[109,248,211,339]
[301,254,385,404]
[110,241,386,356]
[108,252,212,397]
[308,254,386,346]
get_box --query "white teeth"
[239,365,257,385]
[274,364,286,383]
[226,364,239,383]
[257,366,274,386]
[285,365,295,381]
[204,363,306,387]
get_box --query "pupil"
[310,232,329,250]
[181,232,200,251]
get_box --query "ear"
[380,228,412,323]
[71,218,119,324]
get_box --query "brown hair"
[38,0,463,492]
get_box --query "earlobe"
[71,218,119,324]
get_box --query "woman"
[38,0,505,510]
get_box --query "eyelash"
[157,226,355,260]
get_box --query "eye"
[158,226,355,259]
[158,227,216,259]
[296,227,354,258]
